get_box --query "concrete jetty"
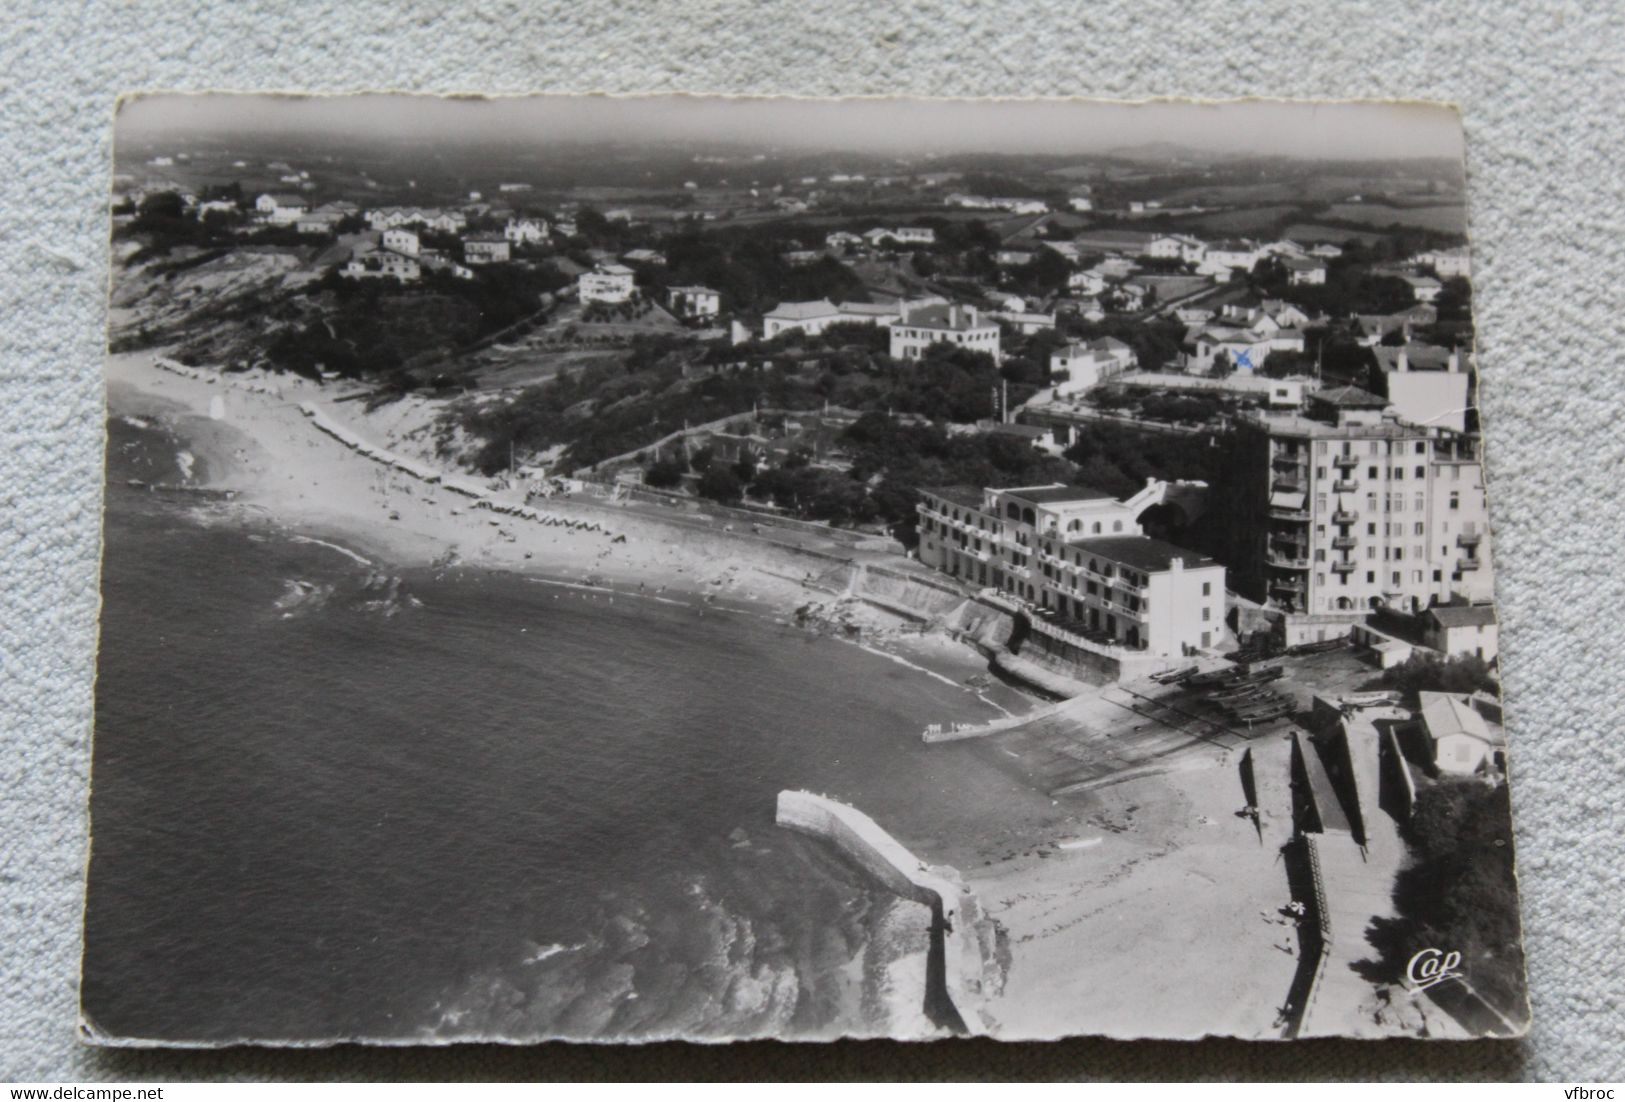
[774,790,989,1035]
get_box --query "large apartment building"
[888,303,1001,362]
[916,482,1225,657]
[1213,386,1493,644]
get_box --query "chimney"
[1170,556,1184,572]
[1396,346,1409,373]
[949,304,961,328]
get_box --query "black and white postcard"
[83,94,1527,1045]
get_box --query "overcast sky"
[118,93,1464,161]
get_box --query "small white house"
[255,193,308,225]
[1419,691,1506,775]
[667,285,721,321]
[578,262,636,304]
[382,228,421,257]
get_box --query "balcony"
[1332,536,1358,550]
[1332,479,1358,493]
[1458,558,1482,571]
[1332,509,1359,525]
[1332,453,1359,470]
[1269,507,1311,522]
[1273,478,1305,495]
[1457,531,1482,548]
[1269,577,1307,595]
[1267,554,1311,570]
[1331,560,1357,574]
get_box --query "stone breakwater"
[775,790,994,1036]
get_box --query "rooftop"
[899,303,996,331]
[999,484,1116,506]
[1425,604,1499,629]
[1314,385,1391,409]
[921,485,986,509]
[766,299,839,320]
[1374,343,1458,372]
[1067,535,1218,573]
[1419,691,1502,745]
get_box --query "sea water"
[82,417,1058,1044]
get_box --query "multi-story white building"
[667,285,721,321]
[364,207,467,234]
[1213,388,1493,644]
[382,228,420,257]
[1197,239,1264,280]
[1050,337,1137,395]
[887,304,1001,362]
[762,298,947,339]
[342,247,421,282]
[463,234,511,265]
[577,263,636,304]
[892,226,936,244]
[916,482,1226,656]
[504,217,548,244]
[1413,246,1472,280]
[255,193,308,225]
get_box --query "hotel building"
[916,482,1225,657]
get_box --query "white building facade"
[916,483,1226,656]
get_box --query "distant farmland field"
[1181,205,1304,234]
[1322,203,1467,232]
[1280,223,1390,246]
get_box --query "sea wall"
[775,790,990,1036]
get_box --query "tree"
[643,458,684,489]
[1378,652,1500,701]
[697,465,743,503]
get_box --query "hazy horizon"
[116,93,1465,163]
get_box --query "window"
[1368,466,1379,479]
[1202,631,1211,648]
[1202,582,1212,596]
[1202,607,1211,621]
[1367,522,1377,535]
[1393,468,1404,481]
[1316,467,1326,479]
[1415,441,1426,454]
[1415,466,1425,478]
[1316,573,1326,587]
[1367,546,1376,559]
[1315,549,1326,562]
[1392,571,1401,585]
[1113,520,1123,532]
[1367,571,1376,583]
[1450,492,1461,511]
[1433,569,1442,582]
